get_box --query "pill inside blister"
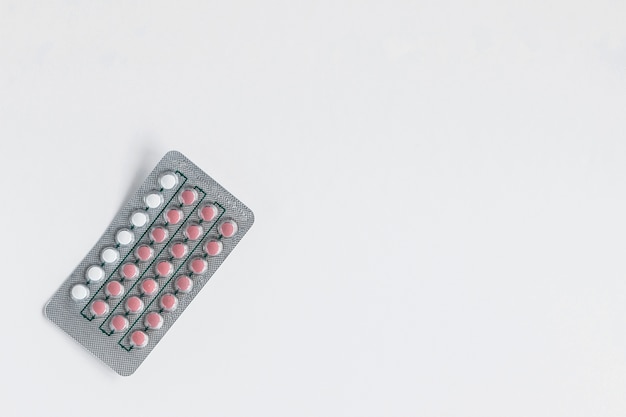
[156,260,174,277]
[135,244,154,262]
[105,281,125,298]
[144,312,163,330]
[115,229,134,246]
[101,247,120,264]
[125,296,144,314]
[174,275,193,293]
[218,219,238,238]
[184,223,203,240]
[139,278,159,296]
[86,265,105,282]
[160,293,178,312]
[71,284,89,301]
[130,331,149,348]
[189,257,208,274]
[198,203,218,222]
[109,315,129,333]
[144,192,163,209]
[170,242,188,259]
[158,172,178,190]
[130,211,149,228]
[204,240,223,256]
[90,300,109,317]
[150,226,168,243]
[178,188,198,206]
[120,263,139,280]
[164,208,183,224]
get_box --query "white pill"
[71,284,89,301]
[101,247,120,264]
[144,192,163,209]
[159,172,178,190]
[86,265,105,282]
[115,229,134,246]
[130,211,149,228]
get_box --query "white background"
[1,1,626,416]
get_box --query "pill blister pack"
[44,151,254,376]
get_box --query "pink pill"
[204,239,223,256]
[175,275,193,293]
[105,281,125,298]
[139,278,158,296]
[155,260,174,277]
[184,223,203,241]
[189,257,208,275]
[170,242,188,259]
[130,330,148,348]
[109,315,129,333]
[198,204,218,222]
[135,245,154,262]
[125,296,144,314]
[164,208,183,224]
[218,220,238,238]
[144,312,163,330]
[160,293,178,311]
[90,300,109,317]
[179,188,198,206]
[150,226,168,243]
[120,263,139,280]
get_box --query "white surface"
[1,1,626,416]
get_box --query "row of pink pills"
[96,283,186,327]
[89,296,141,317]
[72,172,182,302]
[128,290,187,347]
[124,230,237,344]
[148,222,203,243]
[107,292,179,334]
[123,213,238,347]
[124,239,230,346]
[78,220,236,308]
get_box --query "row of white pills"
[70,172,182,302]
[71,220,235,302]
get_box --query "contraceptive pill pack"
[44,151,254,376]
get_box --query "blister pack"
[44,151,254,376]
